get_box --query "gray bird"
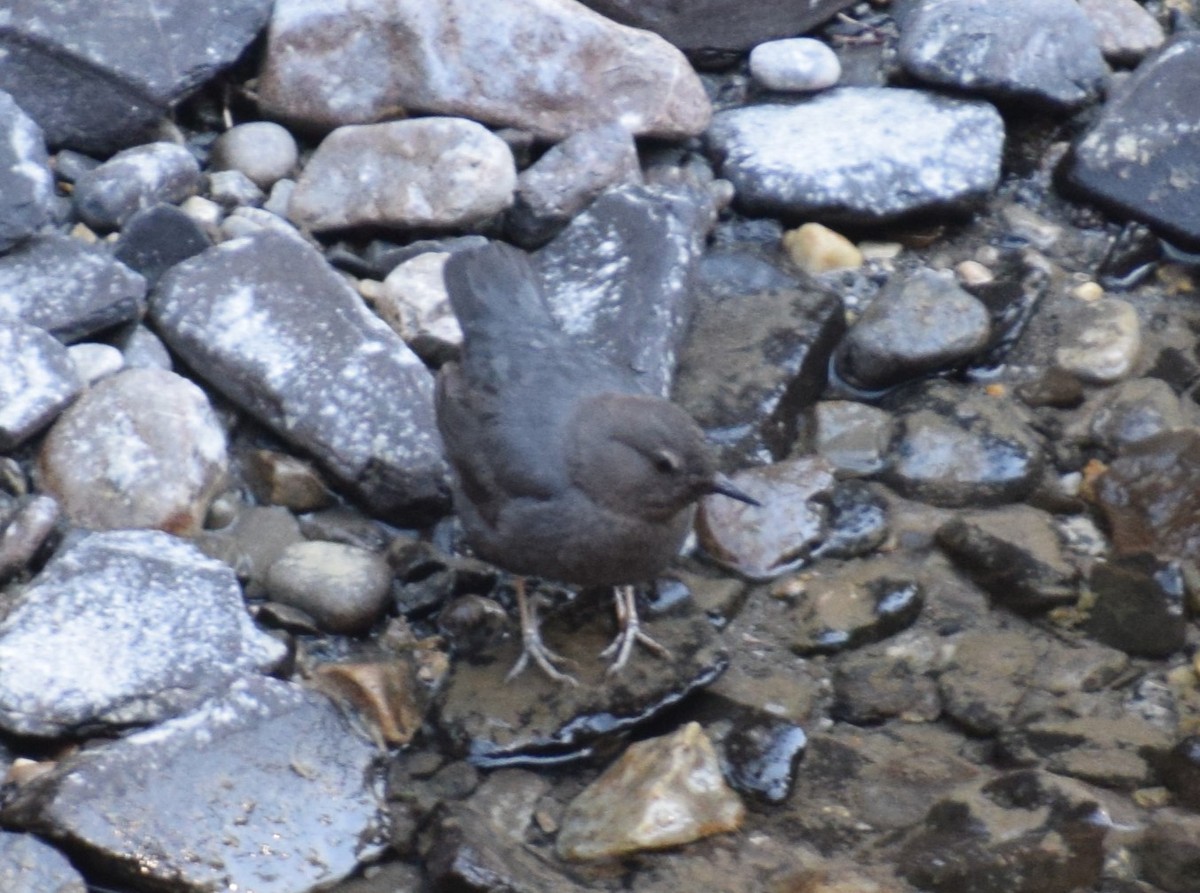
[435,241,756,683]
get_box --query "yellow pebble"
[783,222,864,274]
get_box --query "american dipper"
[435,241,757,683]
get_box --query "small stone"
[1085,554,1188,658]
[243,450,335,513]
[0,830,86,893]
[813,400,894,477]
[720,715,807,804]
[121,325,173,370]
[0,495,60,582]
[0,90,54,251]
[73,142,202,231]
[209,121,299,189]
[265,541,393,635]
[113,203,213,288]
[1072,280,1105,302]
[1162,736,1200,811]
[782,222,863,273]
[0,321,82,450]
[1054,297,1141,384]
[375,251,462,357]
[556,722,744,860]
[66,342,124,384]
[206,169,265,208]
[749,38,841,92]
[1078,0,1164,66]
[1089,377,1192,453]
[179,194,223,231]
[955,260,994,286]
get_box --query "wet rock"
[1162,736,1200,811]
[782,222,863,274]
[896,770,1108,893]
[210,121,299,189]
[999,715,1174,790]
[1134,809,1200,893]
[785,556,924,655]
[749,38,841,93]
[831,641,942,724]
[39,368,228,534]
[257,0,711,141]
[2,676,384,893]
[0,495,60,582]
[0,830,86,893]
[289,118,516,233]
[836,268,992,391]
[536,183,714,398]
[897,0,1107,110]
[324,863,424,893]
[695,458,835,580]
[625,831,821,893]
[0,321,82,450]
[73,141,202,231]
[1078,0,1164,67]
[1085,554,1188,658]
[936,505,1078,612]
[113,203,213,288]
[311,658,428,746]
[814,479,890,560]
[0,91,54,251]
[0,530,284,737]
[556,722,744,860]
[1015,366,1086,410]
[196,504,304,588]
[720,714,807,804]
[1095,429,1200,559]
[0,0,272,155]
[243,449,335,513]
[507,122,643,248]
[673,251,845,466]
[0,233,146,342]
[265,540,393,635]
[813,400,894,477]
[1065,35,1200,251]
[150,230,450,524]
[939,630,1043,735]
[707,88,1004,224]
[1054,296,1141,385]
[1089,378,1192,453]
[882,381,1045,508]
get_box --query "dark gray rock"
[73,141,201,231]
[150,230,450,524]
[0,0,273,154]
[831,645,942,724]
[1065,35,1200,250]
[939,630,1043,736]
[0,91,54,251]
[114,203,212,288]
[1135,809,1200,893]
[0,495,60,582]
[0,233,146,342]
[2,676,385,893]
[898,0,1108,110]
[707,88,1004,224]
[1085,554,1188,658]
[535,183,715,398]
[720,714,807,804]
[1089,377,1194,454]
[0,830,85,893]
[0,321,81,450]
[1163,736,1200,811]
[0,530,285,737]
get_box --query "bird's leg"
[505,577,579,685]
[600,585,673,675]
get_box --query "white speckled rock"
[0,321,82,450]
[749,37,841,92]
[0,90,54,251]
[72,142,202,231]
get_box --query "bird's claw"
[507,629,579,685]
[601,585,673,675]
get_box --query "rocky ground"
[2,0,1200,892]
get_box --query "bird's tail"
[442,241,555,342]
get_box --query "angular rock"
[535,183,715,398]
[1078,0,1164,67]
[898,0,1107,109]
[0,495,60,582]
[0,0,273,154]
[243,449,335,513]
[557,722,744,860]
[1054,296,1141,385]
[289,118,516,233]
[1065,35,1200,250]
[673,251,845,467]
[374,250,462,361]
[0,234,146,342]
[39,368,228,535]
[0,830,85,893]
[782,222,863,274]
[0,91,54,251]
[2,676,384,893]
[265,540,393,635]
[310,658,429,747]
[831,643,942,724]
[72,141,202,231]
[113,203,213,288]
[257,0,711,141]
[707,88,1004,224]
[150,230,450,523]
[813,400,894,477]
[206,169,264,209]
[939,630,1043,735]
[1089,377,1192,454]
[0,530,284,737]
[0,321,82,450]
[1085,554,1188,658]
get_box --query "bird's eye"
[652,449,681,474]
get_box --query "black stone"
[1085,554,1188,658]
[115,203,212,287]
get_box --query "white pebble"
[749,38,841,93]
[67,343,124,384]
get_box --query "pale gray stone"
[0,321,81,450]
[210,121,299,188]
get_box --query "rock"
[535,183,715,398]
[831,642,942,724]
[66,342,123,384]
[121,324,173,370]
[1064,35,1200,251]
[210,121,299,189]
[939,630,1043,735]
[749,38,841,93]
[695,458,836,580]
[39,368,228,535]
[288,118,516,233]
[242,450,335,513]
[197,504,305,588]
[1085,554,1188,658]
[782,222,862,274]
[2,676,384,893]
[0,233,146,342]
[815,479,890,560]
[897,0,1107,110]
[556,722,744,860]
[1135,809,1200,893]
[707,88,1004,224]
[1090,377,1193,453]
[836,268,992,391]
[0,91,54,251]
[206,169,264,209]
[0,495,60,582]
[150,230,450,524]
[113,203,213,288]
[257,0,711,141]
[672,251,845,467]
[1054,297,1141,384]
[720,714,808,804]
[0,830,86,893]
[936,505,1079,612]
[265,541,393,635]
[72,141,202,231]
[0,321,82,450]
[1077,0,1164,67]
[373,251,462,361]
[813,400,894,477]
[1162,736,1200,811]
[0,0,272,154]
[0,530,284,736]
[506,122,643,248]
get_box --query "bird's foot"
[600,585,673,675]
[506,577,579,685]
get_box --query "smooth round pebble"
[749,38,841,93]
[67,342,124,384]
[265,540,393,636]
[210,121,299,189]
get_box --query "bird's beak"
[709,473,761,507]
